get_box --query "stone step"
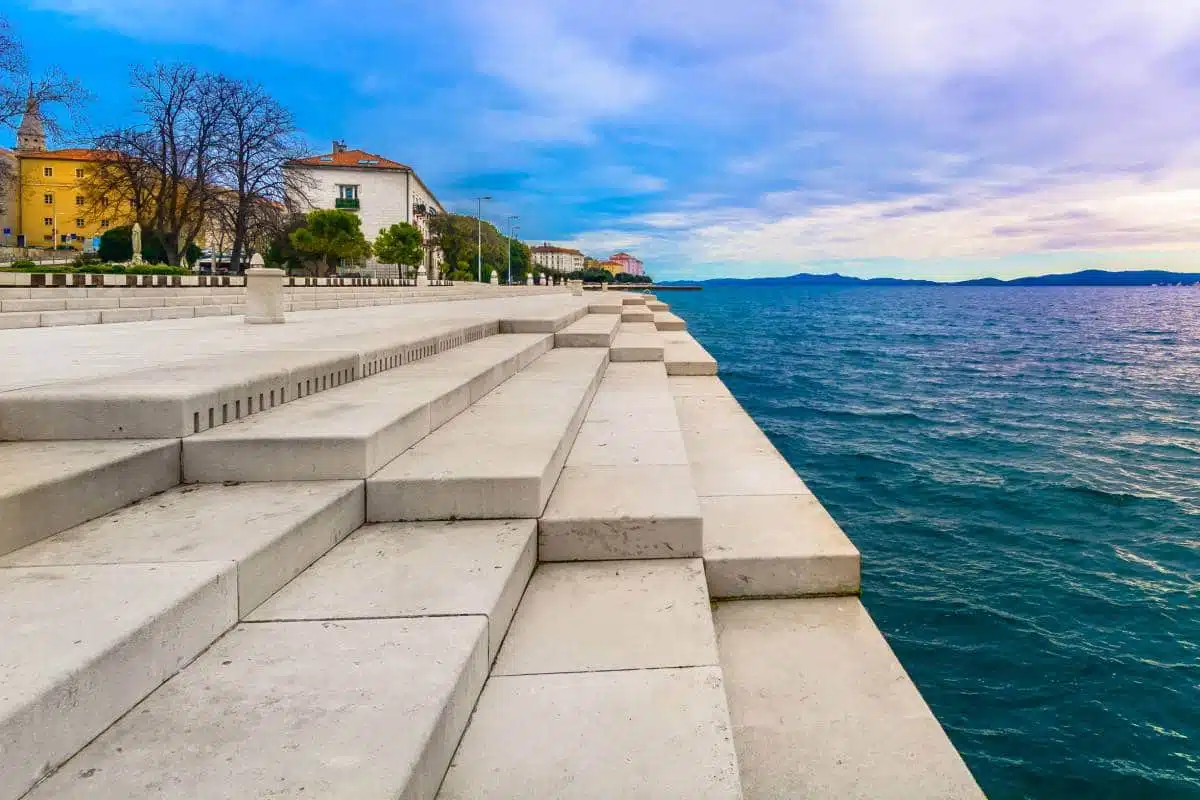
[671,377,859,598]
[27,617,489,800]
[653,311,687,331]
[367,347,607,521]
[646,300,668,312]
[0,350,361,440]
[662,329,718,376]
[588,297,623,314]
[249,518,537,661]
[499,305,587,333]
[540,363,701,561]
[620,295,648,306]
[0,318,504,441]
[439,559,743,799]
[0,439,179,557]
[713,598,985,799]
[183,334,552,482]
[554,313,620,347]
[610,321,664,362]
[0,563,235,800]
[620,307,655,323]
[0,481,362,800]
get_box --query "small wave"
[817,407,937,424]
[1060,484,1162,506]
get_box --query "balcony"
[334,197,360,210]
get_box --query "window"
[337,184,358,200]
[43,234,53,241]
[43,166,53,177]
[42,217,53,226]
[43,193,54,204]
[75,196,85,206]
[75,168,85,179]
[99,197,109,208]
[100,219,110,228]
[75,218,85,228]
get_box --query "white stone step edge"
[0,320,498,441]
[181,334,554,482]
[366,349,608,522]
[0,481,365,799]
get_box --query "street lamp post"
[475,195,492,283]
[506,215,519,285]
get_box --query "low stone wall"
[0,273,457,289]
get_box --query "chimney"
[332,140,347,154]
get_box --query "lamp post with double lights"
[475,195,492,283]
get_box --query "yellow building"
[600,260,623,275]
[10,95,125,251]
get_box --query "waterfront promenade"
[0,285,983,798]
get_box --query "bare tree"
[212,76,311,271]
[0,16,86,217]
[86,64,223,265]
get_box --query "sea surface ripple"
[666,286,1200,799]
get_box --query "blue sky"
[6,0,1200,280]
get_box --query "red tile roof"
[289,148,411,170]
[17,148,120,162]
[532,244,585,255]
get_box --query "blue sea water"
[665,286,1199,799]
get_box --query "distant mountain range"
[660,269,1200,287]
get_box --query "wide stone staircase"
[0,282,559,330]
[0,291,983,799]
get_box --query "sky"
[6,0,1200,280]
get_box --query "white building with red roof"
[285,141,445,273]
[530,243,586,274]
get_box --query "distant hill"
[669,272,938,287]
[661,269,1200,287]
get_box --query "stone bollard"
[527,273,534,286]
[244,255,285,324]
[601,281,608,292]
[490,269,499,286]
[417,264,429,288]
[570,279,583,296]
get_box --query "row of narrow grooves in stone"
[188,322,496,435]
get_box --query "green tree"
[98,225,200,265]
[373,222,423,274]
[289,209,371,276]
[427,212,523,282]
[263,213,308,273]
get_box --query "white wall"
[288,164,445,273]
[531,250,585,273]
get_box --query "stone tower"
[15,89,46,152]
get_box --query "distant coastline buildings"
[529,242,647,278]
[530,243,586,273]
[608,251,644,276]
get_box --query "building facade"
[285,142,445,274]
[0,148,16,245]
[608,251,645,276]
[8,96,125,251]
[530,243,586,274]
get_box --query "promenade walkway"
[0,289,983,799]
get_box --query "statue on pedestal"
[131,222,144,265]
